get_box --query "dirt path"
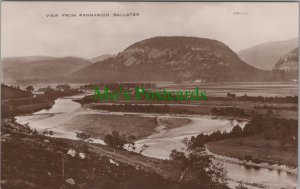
[87,143,178,180]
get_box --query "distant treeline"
[211,107,246,117]
[254,105,297,111]
[38,84,82,100]
[188,115,297,150]
[80,82,156,90]
[213,94,298,103]
[92,104,194,114]
[236,95,297,103]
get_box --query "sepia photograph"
[1,1,298,189]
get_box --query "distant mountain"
[238,38,298,70]
[2,56,56,67]
[274,47,298,71]
[68,36,271,82]
[2,56,92,82]
[90,55,115,63]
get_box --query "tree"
[104,130,135,150]
[42,130,54,136]
[26,86,34,93]
[76,131,93,150]
[170,148,228,186]
[56,84,71,92]
[207,163,228,185]
[230,125,243,137]
[170,137,228,188]
[104,131,127,149]
[170,149,187,164]
[44,86,56,98]
[32,129,38,136]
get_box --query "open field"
[63,114,191,139]
[207,135,297,167]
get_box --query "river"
[15,94,297,189]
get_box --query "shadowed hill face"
[69,36,270,82]
[1,84,33,100]
[274,47,299,71]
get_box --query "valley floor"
[207,135,297,168]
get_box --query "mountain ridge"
[68,36,271,82]
[238,37,298,70]
[2,56,92,82]
[274,47,298,72]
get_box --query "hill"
[68,36,270,82]
[274,47,298,71]
[2,56,56,66]
[2,56,92,83]
[238,38,298,70]
[90,54,115,63]
[1,84,32,100]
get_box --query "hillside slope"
[238,38,298,70]
[69,36,270,82]
[90,54,115,63]
[1,84,33,100]
[274,47,298,71]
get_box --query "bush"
[104,130,135,150]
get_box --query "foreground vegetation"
[1,119,173,189]
[1,117,230,189]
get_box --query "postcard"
[1,2,298,189]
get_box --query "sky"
[1,2,299,59]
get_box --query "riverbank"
[1,84,83,117]
[206,135,297,171]
[1,95,55,117]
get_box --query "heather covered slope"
[69,36,271,82]
[274,47,298,72]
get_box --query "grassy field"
[159,117,191,129]
[63,114,191,139]
[207,135,297,167]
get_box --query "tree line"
[187,115,297,150]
